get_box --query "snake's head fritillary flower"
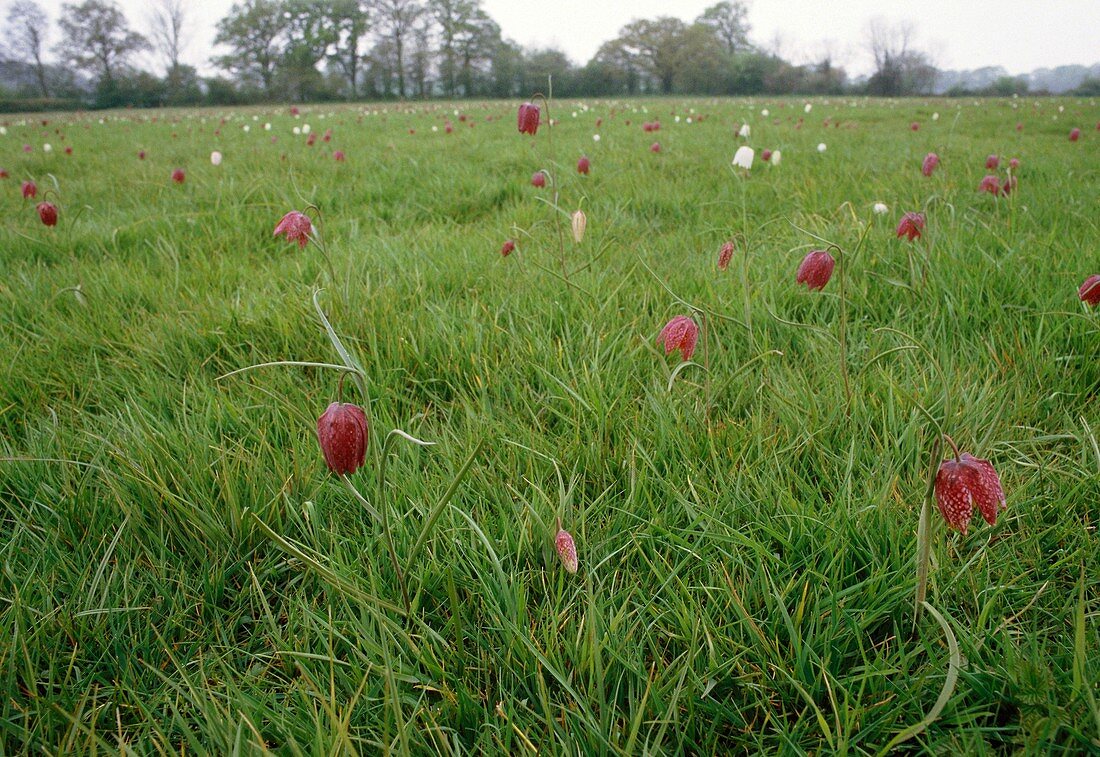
[21,180,36,198]
[657,315,699,362]
[555,527,578,574]
[500,239,515,257]
[171,168,185,184]
[1069,128,1080,142]
[910,121,919,131]
[517,102,540,135]
[333,150,345,161]
[0,168,7,178]
[210,151,222,166]
[316,401,368,475]
[761,149,772,161]
[738,123,751,138]
[1000,174,1017,196]
[1009,157,1020,170]
[138,150,146,160]
[770,149,781,165]
[873,202,889,215]
[717,240,735,271]
[571,210,586,243]
[896,211,925,241]
[796,249,835,291]
[577,155,590,174]
[979,175,1001,194]
[273,210,313,248]
[530,170,546,188]
[934,452,1006,534]
[985,154,999,170]
[817,142,827,152]
[732,145,753,169]
[650,141,661,152]
[922,152,939,177]
[1079,274,1100,306]
[36,201,57,226]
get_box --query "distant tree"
[520,47,577,97]
[148,0,187,77]
[55,0,148,88]
[279,0,340,100]
[696,1,751,55]
[432,0,498,97]
[4,0,51,96]
[326,0,370,98]
[213,0,287,93]
[865,18,936,96]
[370,0,423,98]
[407,12,434,97]
[673,24,727,93]
[593,38,644,95]
[610,18,691,94]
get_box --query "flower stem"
[913,434,942,622]
[836,244,851,411]
[942,433,961,462]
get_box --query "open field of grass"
[1,95,1098,753]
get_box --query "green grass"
[1,96,1098,753]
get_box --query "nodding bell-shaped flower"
[274,210,313,248]
[577,155,590,174]
[1079,274,1100,306]
[657,315,699,362]
[761,149,772,161]
[571,210,586,243]
[738,123,751,138]
[717,240,735,271]
[316,401,368,475]
[985,154,999,170]
[21,180,36,199]
[922,152,939,177]
[934,449,1006,534]
[500,239,515,257]
[530,171,546,188]
[796,249,835,290]
[979,175,1001,194]
[873,202,889,215]
[770,149,781,165]
[517,102,540,135]
[896,211,925,241]
[555,526,578,574]
[37,201,57,226]
[210,151,223,166]
[732,145,754,170]
[1069,128,1080,142]
[171,168,185,184]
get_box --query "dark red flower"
[979,174,1001,194]
[1009,157,1020,169]
[138,150,146,159]
[896,211,925,241]
[306,132,316,146]
[171,168,185,184]
[985,154,999,170]
[333,150,345,161]
[935,452,1006,533]
[555,527,578,574]
[316,401,368,475]
[0,168,7,178]
[577,155,590,174]
[273,210,313,248]
[761,149,772,161]
[650,141,661,152]
[21,180,36,198]
[657,315,699,361]
[501,239,515,257]
[922,152,939,177]
[910,121,920,131]
[796,249,836,290]
[1069,128,1080,142]
[517,102,540,135]
[36,201,57,226]
[1000,174,1017,196]
[1079,274,1100,306]
[530,171,546,188]
[717,240,734,271]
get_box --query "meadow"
[0,94,1098,753]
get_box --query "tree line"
[0,0,981,110]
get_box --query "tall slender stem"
[837,245,851,410]
[701,310,712,428]
[914,435,943,623]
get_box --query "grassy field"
[1,95,1098,753]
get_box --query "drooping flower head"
[978,175,1002,194]
[274,210,313,248]
[657,315,699,362]
[555,526,578,574]
[210,151,223,166]
[316,401,368,475]
[761,149,772,162]
[650,141,661,153]
[732,145,754,170]
[934,448,1006,534]
[796,249,836,291]
[1069,128,1080,142]
[171,168,185,184]
[530,170,546,188]
[717,240,735,271]
[577,155,590,174]
[921,152,939,177]
[500,239,515,257]
[21,180,36,199]
[985,154,999,170]
[1079,274,1100,306]
[517,102,540,135]
[896,211,925,241]
[571,210,586,243]
[37,201,58,226]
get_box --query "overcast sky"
[39,0,1100,78]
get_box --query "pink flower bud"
[985,154,999,170]
[316,402,368,475]
[21,180,36,198]
[500,239,515,257]
[717,240,734,271]
[650,141,661,152]
[577,155,590,174]
[921,152,939,177]
[796,249,835,291]
[530,171,546,188]
[555,527,578,574]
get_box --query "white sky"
[29,0,1100,78]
